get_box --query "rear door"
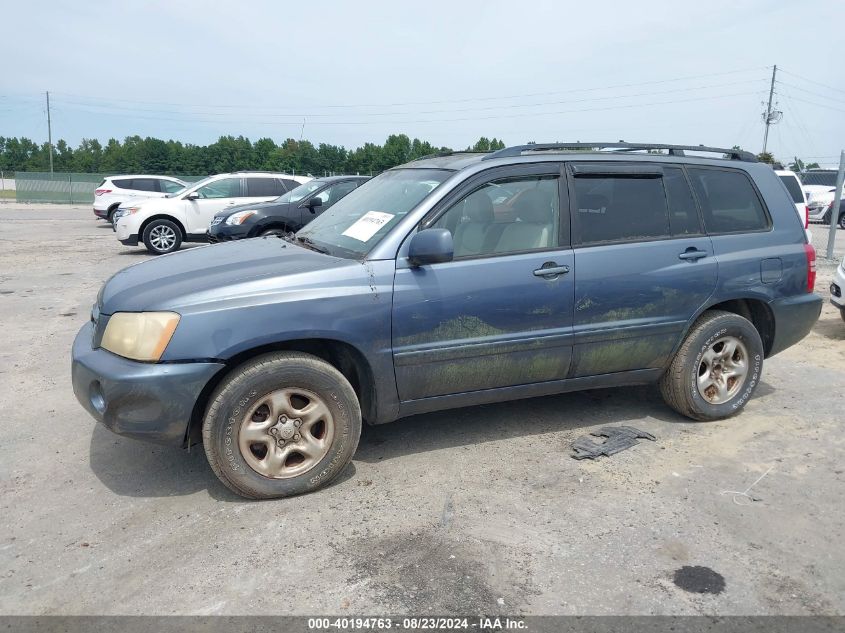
[568,162,717,377]
[391,163,575,401]
[245,177,286,205]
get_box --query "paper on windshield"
[341,211,394,242]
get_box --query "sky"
[1,0,843,166]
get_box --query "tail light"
[804,205,809,229]
[804,243,816,293]
[94,189,112,196]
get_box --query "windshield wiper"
[295,235,330,255]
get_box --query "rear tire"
[142,218,182,255]
[838,213,845,230]
[107,206,119,224]
[660,310,764,421]
[202,352,361,500]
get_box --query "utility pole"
[46,91,54,174]
[825,150,845,260]
[761,65,781,155]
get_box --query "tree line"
[0,134,507,176]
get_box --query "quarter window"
[573,174,669,244]
[432,176,560,258]
[687,168,770,234]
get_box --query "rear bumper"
[768,293,823,356]
[93,207,109,219]
[71,322,225,446]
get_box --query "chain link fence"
[13,172,205,204]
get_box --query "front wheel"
[660,310,764,421]
[202,352,361,499]
[142,218,182,255]
[259,227,288,237]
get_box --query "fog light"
[90,381,106,414]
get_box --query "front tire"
[202,352,361,499]
[259,227,288,237]
[142,218,182,255]
[660,310,764,421]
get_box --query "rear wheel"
[202,352,361,499]
[838,213,845,230]
[107,205,120,224]
[142,218,182,255]
[660,310,764,421]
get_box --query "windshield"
[801,171,837,187]
[296,169,452,258]
[276,180,326,204]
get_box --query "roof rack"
[482,142,757,162]
[408,150,490,162]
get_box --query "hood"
[99,238,356,314]
[214,198,292,220]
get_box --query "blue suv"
[72,142,822,499]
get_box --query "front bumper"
[72,321,225,446]
[831,264,845,310]
[207,222,251,243]
[768,293,823,357]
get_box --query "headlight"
[225,210,257,225]
[100,312,180,361]
[115,207,140,218]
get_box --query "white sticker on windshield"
[341,211,395,242]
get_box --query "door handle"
[678,248,707,261]
[533,262,570,278]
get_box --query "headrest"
[515,189,553,223]
[464,191,494,222]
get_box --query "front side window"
[431,176,560,258]
[196,177,241,199]
[573,174,670,245]
[246,177,285,197]
[314,181,359,207]
[297,169,452,258]
[278,181,326,204]
[687,168,770,234]
[160,179,185,194]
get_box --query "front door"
[391,165,575,402]
[567,163,718,377]
[184,176,244,234]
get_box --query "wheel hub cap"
[238,388,334,479]
[697,335,749,405]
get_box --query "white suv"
[113,172,311,254]
[94,175,187,223]
[775,169,812,243]
[802,169,844,223]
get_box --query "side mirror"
[185,191,200,201]
[306,196,323,211]
[408,228,453,267]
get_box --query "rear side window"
[573,174,669,245]
[664,167,702,235]
[131,178,159,192]
[280,179,301,191]
[112,178,133,189]
[778,174,804,203]
[247,177,286,197]
[687,168,770,234]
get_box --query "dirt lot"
[0,204,843,616]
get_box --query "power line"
[782,94,845,114]
[778,68,845,95]
[775,80,845,105]
[52,79,769,120]
[42,65,770,112]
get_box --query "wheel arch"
[185,337,377,446]
[685,297,776,359]
[139,214,187,240]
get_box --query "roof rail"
[482,142,757,162]
[408,150,490,162]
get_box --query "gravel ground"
[0,204,843,616]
